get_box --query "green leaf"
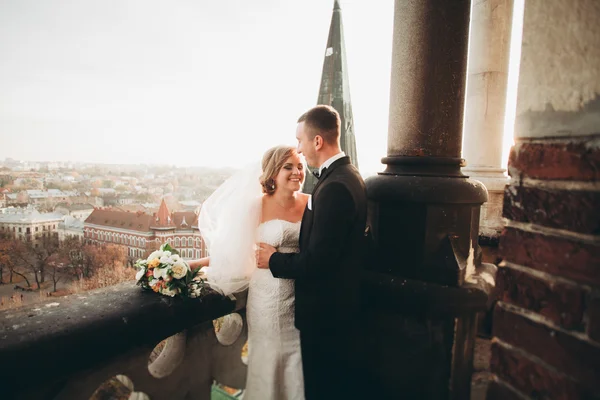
[159,243,180,255]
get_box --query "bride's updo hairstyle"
[260,145,298,195]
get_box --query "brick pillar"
[488,0,600,398]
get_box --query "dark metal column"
[363,0,496,398]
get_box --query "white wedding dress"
[244,219,305,400]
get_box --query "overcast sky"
[0,0,395,174]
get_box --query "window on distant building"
[35,227,38,232]
[18,227,21,233]
[175,238,180,247]
[188,238,193,247]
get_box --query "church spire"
[304,0,358,193]
[154,198,174,228]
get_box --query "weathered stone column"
[463,0,513,244]
[363,0,495,399]
[370,0,488,282]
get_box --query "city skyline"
[0,1,394,175]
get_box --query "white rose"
[160,255,174,265]
[163,251,172,257]
[171,261,188,279]
[153,267,166,280]
[135,268,145,282]
[171,254,180,262]
[147,250,163,261]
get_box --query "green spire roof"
[304,0,358,193]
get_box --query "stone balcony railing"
[0,282,249,400]
[1,264,496,400]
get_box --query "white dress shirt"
[308,152,345,210]
[318,151,346,176]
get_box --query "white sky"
[0,0,395,174]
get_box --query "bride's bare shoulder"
[298,192,310,205]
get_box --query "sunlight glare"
[501,0,525,169]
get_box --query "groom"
[257,105,368,399]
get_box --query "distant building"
[5,193,20,206]
[116,195,135,205]
[17,189,73,208]
[57,216,84,241]
[54,203,95,221]
[83,199,205,260]
[0,207,63,245]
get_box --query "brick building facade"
[83,199,206,261]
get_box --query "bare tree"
[7,233,60,290]
[30,233,60,284]
[46,253,66,292]
[59,236,87,280]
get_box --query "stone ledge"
[0,282,238,393]
[361,268,493,317]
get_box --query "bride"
[189,145,308,400]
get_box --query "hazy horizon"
[0,0,394,174]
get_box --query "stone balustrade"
[0,282,249,400]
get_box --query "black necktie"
[312,167,327,179]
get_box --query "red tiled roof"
[85,202,199,233]
[153,199,176,228]
[173,212,198,229]
[84,209,154,232]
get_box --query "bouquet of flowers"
[135,243,204,298]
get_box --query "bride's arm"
[188,257,210,269]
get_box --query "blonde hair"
[260,145,298,195]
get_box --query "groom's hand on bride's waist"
[256,243,276,269]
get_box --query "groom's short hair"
[297,105,340,145]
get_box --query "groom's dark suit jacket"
[269,156,367,331]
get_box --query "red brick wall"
[488,136,600,399]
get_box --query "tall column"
[463,0,514,241]
[363,0,496,399]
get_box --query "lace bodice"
[250,220,301,339]
[257,219,301,254]
[245,219,304,399]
